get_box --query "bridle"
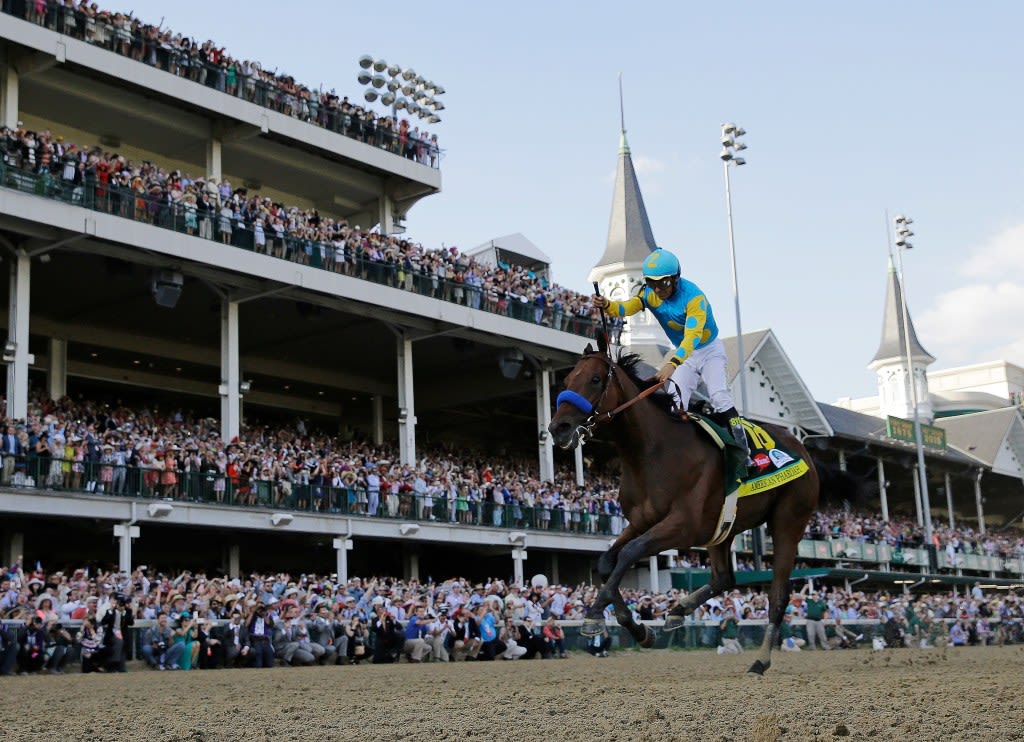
[553,354,669,449]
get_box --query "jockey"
[591,247,752,468]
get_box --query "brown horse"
[548,346,820,675]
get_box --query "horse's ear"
[583,342,595,355]
[596,330,608,355]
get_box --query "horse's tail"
[812,458,868,510]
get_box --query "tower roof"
[592,129,657,270]
[870,257,935,366]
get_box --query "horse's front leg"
[664,540,737,632]
[596,524,638,581]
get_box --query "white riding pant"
[666,338,734,414]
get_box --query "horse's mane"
[612,351,677,414]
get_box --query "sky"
[122,0,1024,404]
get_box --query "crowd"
[0,125,601,335]
[806,508,1024,564]
[2,557,1021,675]
[3,391,1024,554]
[0,0,441,162]
[1,392,628,535]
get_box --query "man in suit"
[214,609,250,668]
[1,424,22,485]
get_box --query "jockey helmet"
[642,248,680,281]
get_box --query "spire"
[592,78,657,271]
[870,256,935,366]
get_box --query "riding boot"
[715,407,753,471]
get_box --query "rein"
[555,357,683,447]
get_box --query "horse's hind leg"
[749,501,808,676]
[664,540,736,632]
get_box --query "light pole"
[719,123,748,415]
[357,55,445,126]
[892,214,935,552]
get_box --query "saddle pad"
[692,416,810,497]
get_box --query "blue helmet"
[642,248,680,280]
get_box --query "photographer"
[371,602,401,664]
[16,613,47,674]
[76,613,106,673]
[44,619,73,674]
[344,616,367,664]
[172,611,200,670]
[141,613,183,670]
[246,603,275,668]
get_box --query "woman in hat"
[183,191,198,235]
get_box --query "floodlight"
[358,54,374,69]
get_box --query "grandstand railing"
[0,2,442,168]
[3,457,623,537]
[0,162,600,337]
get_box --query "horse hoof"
[639,625,656,649]
[746,660,770,676]
[663,615,685,633]
[580,619,604,637]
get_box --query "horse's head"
[548,346,625,449]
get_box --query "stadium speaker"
[498,348,524,379]
[151,270,184,309]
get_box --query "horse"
[548,345,821,675]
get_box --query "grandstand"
[0,6,1022,598]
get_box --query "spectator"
[542,616,567,658]
[586,624,611,657]
[401,604,432,662]
[717,609,742,655]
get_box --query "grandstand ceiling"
[0,244,580,455]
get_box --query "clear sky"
[121,0,1024,404]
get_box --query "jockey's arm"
[594,295,643,318]
[666,293,710,367]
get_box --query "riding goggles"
[644,276,676,290]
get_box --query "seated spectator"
[586,624,611,657]
[542,616,568,658]
[142,612,184,670]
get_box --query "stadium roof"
[935,407,1024,476]
[467,233,551,265]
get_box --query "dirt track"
[6,645,1024,741]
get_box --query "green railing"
[4,456,620,537]
[0,162,599,337]
[1,2,442,167]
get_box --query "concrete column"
[838,449,847,472]
[549,553,560,585]
[219,299,240,441]
[0,60,18,130]
[372,395,383,446]
[512,548,526,587]
[648,555,659,593]
[333,537,352,584]
[877,457,889,522]
[574,446,584,487]
[912,465,923,527]
[4,531,23,569]
[535,365,554,482]
[113,523,139,574]
[396,335,416,467]
[47,337,67,401]
[6,253,32,420]
[406,550,420,582]
[205,136,222,183]
[378,193,392,237]
[228,544,240,579]
[974,469,986,535]
[945,472,955,529]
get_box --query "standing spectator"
[16,613,47,674]
[246,602,275,668]
[803,588,830,651]
[100,592,133,672]
[215,608,251,668]
[427,606,454,662]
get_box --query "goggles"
[644,276,676,290]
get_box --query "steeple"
[588,79,667,368]
[588,79,657,278]
[869,255,935,423]
[870,256,934,366]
